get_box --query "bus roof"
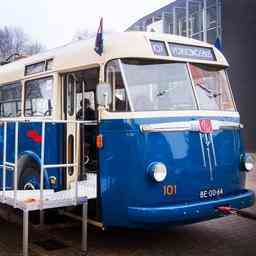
[0,32,228,85]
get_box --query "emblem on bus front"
[199,119,213,133]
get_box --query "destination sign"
[168,43,216,61]
[150,40,168,56]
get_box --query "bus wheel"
[18,162,40,190]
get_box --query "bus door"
[63,73,78,189]
[63,69,99,188]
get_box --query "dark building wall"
[222,0,256,152]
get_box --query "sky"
[0,0,174,49]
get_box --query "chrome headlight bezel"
[243,154,254,172]
[148,162,167,182]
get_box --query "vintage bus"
[0,32,254,229]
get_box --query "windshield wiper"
[156,89,169,97]
[196,83,222,98]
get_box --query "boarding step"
[0,173,97,211]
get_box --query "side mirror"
[96,83,112,108]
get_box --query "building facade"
[128,0,256,152]
[128,0,222,44]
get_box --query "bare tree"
[72,29,96,41]
[25,41,45,55]
[0,26,45,63]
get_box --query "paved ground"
[1,172,256,256]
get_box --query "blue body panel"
[99,115,254,228]
[0,122,64,190]
[0,116,253,229]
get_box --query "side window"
[74,68,99,121]
[106,60,130,112]
[0,82,22,118]
[67,74,75,116]
[76,91,95,113]
[25,59,53,76]
[24,77,53,117]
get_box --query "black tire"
[18,160,40,190]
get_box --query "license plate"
[200,188,224,199]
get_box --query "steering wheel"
[44,109,51,116]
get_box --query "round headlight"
[244,154,254,172]
[148,162,167,182]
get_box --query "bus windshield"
[121,59,197,111]
[189,64,235,111]
[119,59,235,112]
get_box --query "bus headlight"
[243,154,254,172]
[148,162,167,182]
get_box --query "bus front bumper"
[128,190,255,225]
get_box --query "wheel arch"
[17,151,50,189]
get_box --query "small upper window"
[46,59,53,71]
[25,77,53,117]
[0,82,22,118]
[25,59,53,76]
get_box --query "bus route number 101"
[163,185,177,196]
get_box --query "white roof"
[0,32,228,85]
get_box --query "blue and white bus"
[0,32,254,229]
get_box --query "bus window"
[189,64,236,111]
[68,68,99,120]
[76,91,95,120]
[106,60,130,112]
[0,82,21,118]
[24,77,53,117]
[68,134,74,176]
[67,74,75,116]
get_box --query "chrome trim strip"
[210,133,217,167]
[140,121,198,133]
[140,120,241,133]
[100,110,240,120]
[205,134,214,181]
[199,134,207,168]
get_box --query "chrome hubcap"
[24,182,36,190]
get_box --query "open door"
[62,68,99,189]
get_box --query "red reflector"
[199,119,213,133]
[27,130,42,143]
